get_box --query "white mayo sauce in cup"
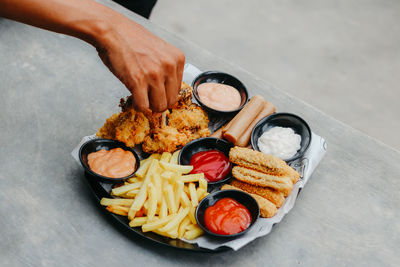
[257,127,301,160]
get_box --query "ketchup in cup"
[204,198,252,235]
[189,150,231,182]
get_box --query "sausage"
[223,95,265,144]
[235,101,276,147]
[210,124,226,138]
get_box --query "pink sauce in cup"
[197,82,241,111]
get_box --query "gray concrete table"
[0,1,399,266]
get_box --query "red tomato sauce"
[189,150,231,182]
[204,198,251,235]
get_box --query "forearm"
[0,0,185,112]
[0,0,122,45]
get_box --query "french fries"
[100,151,207,241]
[159,152,172,162]
[170,150,180,165]
[159,161,193,174]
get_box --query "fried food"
[232,166,293,196]
[142,126,188,153]
[173,81,193,108]
[96,109,150,147]
[228,146,299,206]
[229,146,299,183]
[101,153,207,240]
[97,82,210,153]
[221,184,277,218]
[141,104,210,153]
[168,104,209,131]
[229,179,285,208]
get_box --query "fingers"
[128,73,150,112]
[120,47,185,113]
[176,52,185,87]
[165,74,179,108]
[131,85,150,112]
[148,76,168,112]
[165,51,185,108]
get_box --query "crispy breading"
[96,109,150,147]
[230,179,285,208]
[221,184,277,218]
[172,82,193,108]
[142,105,210,153]
[229,146,300,183]
[97,83,210,153]
[232,166,293,196]
[146,110,169,129]
[168,104,209,131]
[142,126,188,153]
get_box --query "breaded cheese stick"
[232,166,293,196]
[285,165,300,184]
[230,179,285,208]
[221,184,277,218]
[229,146,298,180]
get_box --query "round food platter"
[73,69,323,252]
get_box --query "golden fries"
[111,182,143,196]
[189,183,198,207]
[142,214,175,232]
[100,198,134,207]
[159,161,193,174]
[100,151,208,241]
[129,217,148,227]
[184,227,204,240]
[135,160,151,178]
[160,152,172,162]
[106,205,129,216]
[180,173,204,183]
[147,183,157,221]
[169,150,180,165]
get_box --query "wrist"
[70,4,123,47]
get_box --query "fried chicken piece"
[96,113,119,140]
[141,104,210,153]
[146,110,169,129]
[185,127,211,140]
[119,82,193,112]
[142,126,188,153]
[168,104,209,131]
[97,82,210,153]
[172,82,193,108]
[96,109,150,147]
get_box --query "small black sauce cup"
[251,113,312,162]
[196,189,259,238]
[79,138,140,183]
[178,137,233,187]
[192,71,248,115]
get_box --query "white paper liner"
[71,63,327,251]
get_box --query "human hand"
[95,16,185,112]
[0,0,184,112]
